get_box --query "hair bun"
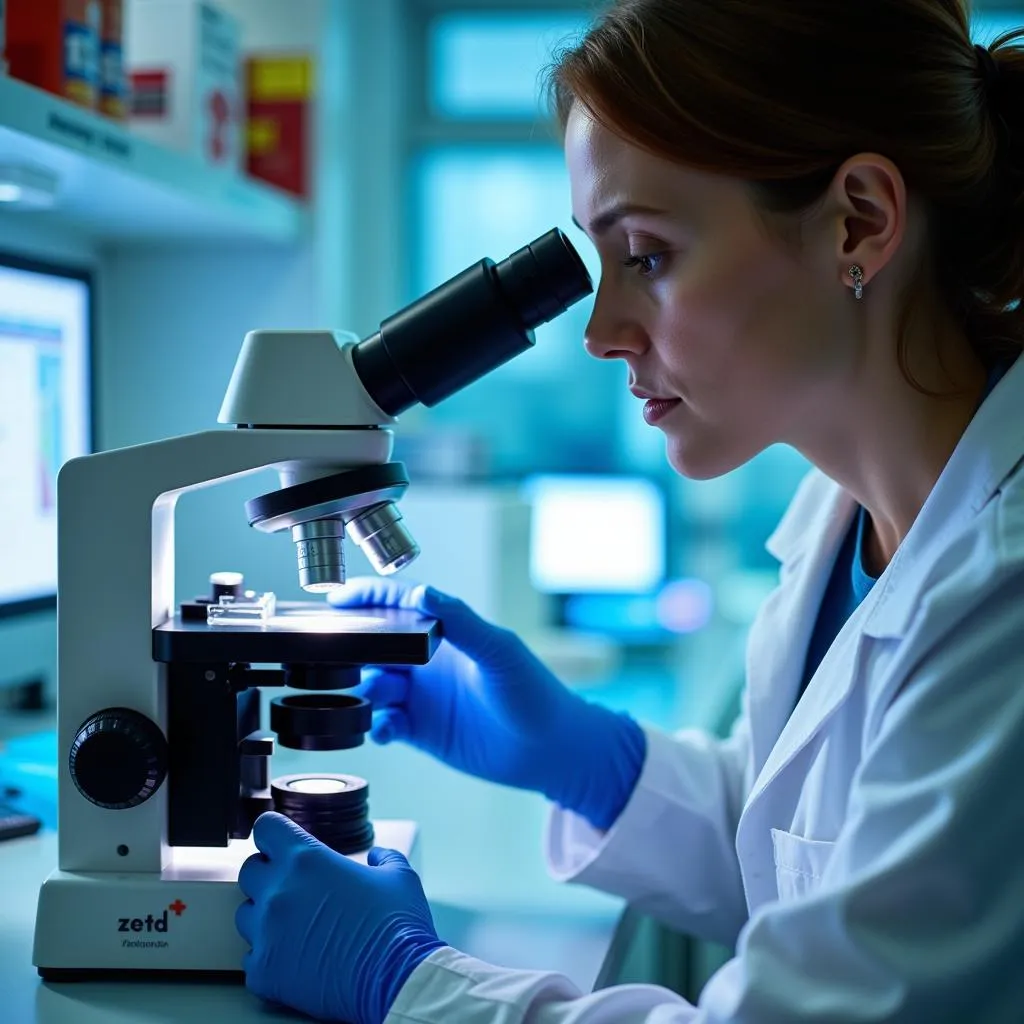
[975,44,1001,94]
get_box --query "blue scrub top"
[796,361,1010,703]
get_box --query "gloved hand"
[236,811,446,1024]
[328,578,646,831]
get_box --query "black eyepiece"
[352,228,592,416]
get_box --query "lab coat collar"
[862,352,1024,639]
[742,355,1024,829]
[764,469,847,569]
[765,353,1024,639]
[745,482,855,776]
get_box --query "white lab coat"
[387,355,1024,1023]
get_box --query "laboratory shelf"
[0,75,307,243]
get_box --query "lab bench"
[0,827,620,1023]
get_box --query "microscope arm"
[56,427,389,874]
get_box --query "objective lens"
[272,773,375,855]
[293,518,345,592]
[346,501,420,575]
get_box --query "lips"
[643,398,681,425]
[629,385,680,425]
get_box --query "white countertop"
[1,829,620,1023]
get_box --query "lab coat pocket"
[770,828,836,902]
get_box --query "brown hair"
[547,0,1024,389]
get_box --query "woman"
[234,1,1024,1020]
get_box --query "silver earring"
[849,264,864,300]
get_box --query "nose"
[583,285,649,361]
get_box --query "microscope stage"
[153,603,441,665]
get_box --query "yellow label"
[247,118,280,154]
[250,57,313,102]
[101,97,128,121]
[65,81,96,109]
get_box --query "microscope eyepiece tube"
[351,227,592,416]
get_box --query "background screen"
[0,255,92,616]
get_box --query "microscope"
[32,229,592,979]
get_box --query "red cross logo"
[168,900,187,916]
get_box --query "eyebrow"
[571,202,670,236]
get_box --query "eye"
[622,252,666,278]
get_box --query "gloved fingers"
[330,577,516,666]
[366,846,410,870]
[414,587,515,665]
[327,577,426,610]
[352,668,410,709]
[237,851,272,899]
[370,707,410,745]
[234,897,257,945]
[252,810,320,861]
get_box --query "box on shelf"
[99,0,126,119]
[126,0,241,170]
[4,0,103,110]
[245,53,312,199]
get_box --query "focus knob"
[69,708,168,810]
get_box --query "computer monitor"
[0,252,93,619]
[522,474,666,595]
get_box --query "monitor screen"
[0,254,92,617]
[522,474,666,594]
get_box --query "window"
[404,5,619,476]
[428,12,586,119]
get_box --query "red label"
[130,69,169,118]
[246,100,309,197]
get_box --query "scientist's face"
[565,104,844,479]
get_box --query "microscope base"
[33,819,418,978]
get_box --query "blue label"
[101,42,124,96]
[64,22,100,87]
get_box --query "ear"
[828,154,907,295]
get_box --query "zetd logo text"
[118,899,187,932]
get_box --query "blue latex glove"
[236,811,446,1024]
[329,578,646,831]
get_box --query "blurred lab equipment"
[5,0,102,109]
[126,0,242,168]
[31,227,592,979]
[516,474,670,677]
[0,797,42,841]
[523,474,666,598]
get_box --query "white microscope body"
[33,332,424,976]
[31,228,592,979]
